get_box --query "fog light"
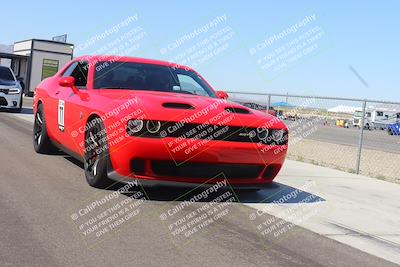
[13,101,17,107]
[146,121,161,133]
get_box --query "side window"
[70,62,88,88]
[376,111,384,116]
[62,62,78,77]
[176,74,207,96]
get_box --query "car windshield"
[0,67,16,86]
[93,62,216,97]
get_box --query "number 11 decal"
[58,100,65,132]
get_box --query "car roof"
[74,55,194,71]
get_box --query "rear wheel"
[33,104,57,153]
[84,118,113,188]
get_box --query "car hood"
[0,80,17,88]
[95,90,286,128]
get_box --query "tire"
[388,129,393,135]
[84,118,113,188]
[33,104,57,153]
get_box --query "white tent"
[328,105,359,114]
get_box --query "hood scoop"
[225,107,250,114]
[162,102,195,110]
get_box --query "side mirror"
[216,91,228,100]
[59,76,79,93]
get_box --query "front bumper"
[0,93,21,108]
[107,136,287,187]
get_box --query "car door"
[60,61,90,155]
[46,62,78,144]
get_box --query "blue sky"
[1,1,399,102]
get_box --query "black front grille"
[0,97,8,106]
[0,89,9,94]
[127,120,288,145]
[130,159,145,174]
[262,164,281,179]
[151,160,263,179]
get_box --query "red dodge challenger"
[33,55,288,189]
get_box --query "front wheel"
[84,118,113,188]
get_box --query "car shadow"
[118,181,325,204]
[61,155,324,204]
[21,107,33,114]
[64,155,84,168]
[0,107,33,114]
[237,182,325,203]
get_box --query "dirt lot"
[287,138,400,183]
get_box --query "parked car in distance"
[0,65,23,112]
[387,123,400,135]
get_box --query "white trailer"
[352,108,400,130]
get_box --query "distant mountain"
[0,44,13,53]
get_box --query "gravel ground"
[287,138,400,183]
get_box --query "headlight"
[271,130,284,142]
[256,127,268,140]
[8,88,21,95]
[146,120,161,133]
[127,119,144,133]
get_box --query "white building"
[0,39,74,96]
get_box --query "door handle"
[55,91,60,95]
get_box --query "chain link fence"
[228,92,400,183]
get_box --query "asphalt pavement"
[287,119,400,154]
